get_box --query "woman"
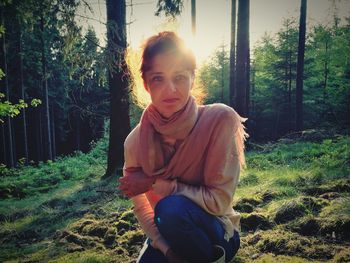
[119,31,247,263]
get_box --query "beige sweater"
[123,104,242,255]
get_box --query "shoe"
[209,245,225,263]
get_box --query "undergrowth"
[0,135,349,262]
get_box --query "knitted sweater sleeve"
[153,109,243,216]
[123,128,171,255]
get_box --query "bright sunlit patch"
[182,34,207,66]
[126,48,151,108]
[153,19,208,66]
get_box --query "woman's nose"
[165,80,176,92]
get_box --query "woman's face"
[144,52,194,118]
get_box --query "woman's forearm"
[132,194,170,255]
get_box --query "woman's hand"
[118,170,155,198]
[165,248,186,263]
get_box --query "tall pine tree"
[105,0,131,177]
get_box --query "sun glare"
[182,34,208,66]
[127,48,151,108]
[154,19,208,65]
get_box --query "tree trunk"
[76,114,81,151]
[5,116,15,167]
[246,27,251,117]
[19,19,29,165]
[235,0,250,117]
[1,9,15,167]
[221,44,225,102]
[40,11,52,161]
[105,0,131,178]
[323,40,328,104]
[284,52,288,133]
[288,48,292,132]
[1,126,6,164]
[191,0,196,36]
[251,63,255,113]
[50,104,56,159]
[296,0,307,131]
[37,109,43,162]
[229,0,236,107]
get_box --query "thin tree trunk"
[284,53,288,133]
[1,125,6,164]
[105,0,131,177]
[36,108,43,162]
[76,114,81,151]
[296,0,307,131]
[51,104,56,159]
[275,111,280,139]
[11,119,16,164]
[235,0,250,117]
[251,63,255,113]
[288,49,292,132]
[221,44,225,102]
[229,0,237,107]
[40,11,52,161]
[246,27,251,116]
[323,40,328,104]
[0,10,7,165]
[19,20,29,165]
[1,10,14,167]
[191,0,196,36]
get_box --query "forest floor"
[0,132,349,263]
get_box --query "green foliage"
[250,16,350,140]
[304,20,350,128]
[198,47,230,105]
[0,0,12,7]
[0,93,41,123]
[0,95,27,120]
[0,25,42,123]
[1,0,109,166]
[197,13,349,140]
[250,18,300,139]
[0,134,109,199]
[155,0,184,17]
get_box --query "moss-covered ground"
[0,134,349,262]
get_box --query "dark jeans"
[137,195,240,263]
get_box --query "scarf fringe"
[234,114,249,169]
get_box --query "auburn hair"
[140,31,196,81]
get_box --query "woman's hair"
[140,31,196,81]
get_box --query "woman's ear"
[190,74,195,90]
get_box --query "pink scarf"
[137,96,247,181]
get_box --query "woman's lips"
[163,98,179,103]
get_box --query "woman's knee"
[154,195,191,229]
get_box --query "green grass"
[0,137,133,262]
[238,135,349,197]
[233,136,350,262]
[0,135,349,262]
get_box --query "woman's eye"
[152,76,163,82]
[175,75,186,81]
